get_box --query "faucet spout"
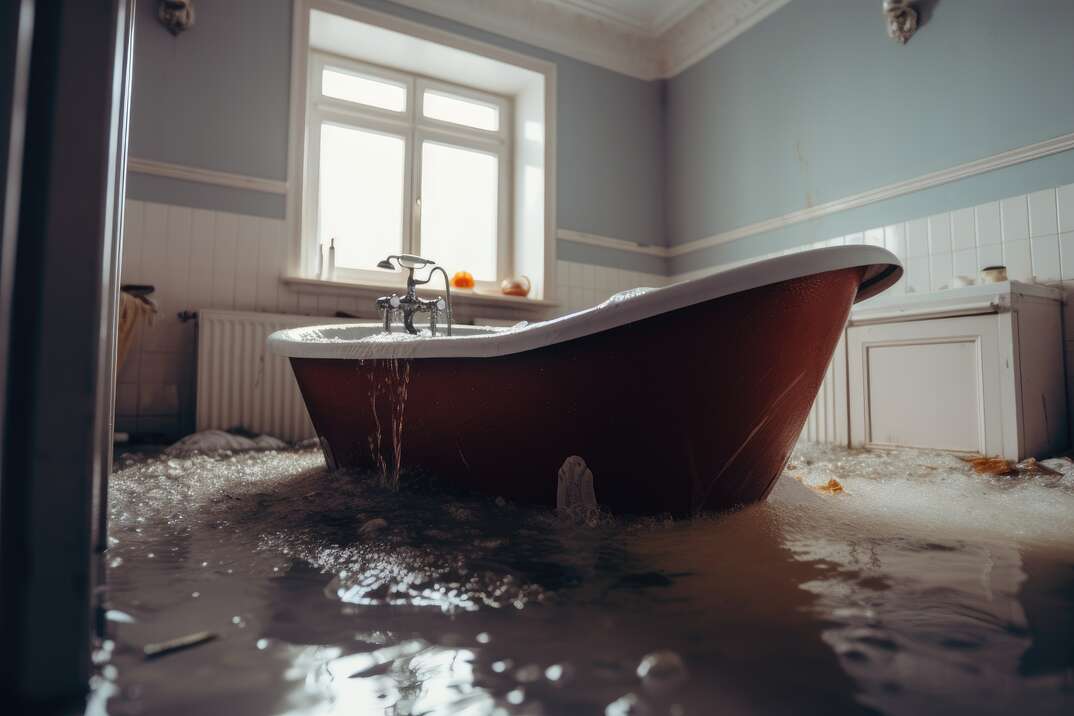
[427,266,452,336]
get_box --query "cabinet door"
[847,314,1004,455]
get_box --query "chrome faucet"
[375,254,453,336]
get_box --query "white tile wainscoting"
[784,181,1074,448]
[554,260,667,316]
[117,199,664,439]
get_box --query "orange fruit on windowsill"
[451,271,475,289]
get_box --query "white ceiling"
[389,0,792,79]
[544,0,709,36]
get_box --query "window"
[305,52,511,283]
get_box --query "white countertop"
[851,280,1063,325]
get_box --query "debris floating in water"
[815,478,846,495]
[636,650,688,694]
[358,517,388,536]
[1015,457,1063,477]
[165,429,287,456]
[962,455,1016,476]
[545,662,575,685]
[794,475,846,495]
[143,631,217,659]
[605,692,650,716]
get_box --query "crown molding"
[652,0,711,36]
[660,0,793,77]
[389,0,662,79]
[388,0,791,80]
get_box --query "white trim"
[390,0,661,80]
[386,0,790,80]
[660,0,792,77]
[539,0,708,37]
[668,130,1074,258]
[126,157,288,195]
[556,228,670,257]
[652,0,711,36]
[540,0,654,35]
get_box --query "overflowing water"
[92,443,1074,715]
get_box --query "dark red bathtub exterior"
[290,267,864,516]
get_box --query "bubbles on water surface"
[98,443,1074,715]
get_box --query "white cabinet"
[806,282,1067,460]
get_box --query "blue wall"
[127,0,665,268]
[665,0,1074,270]
[129,0,1074,276]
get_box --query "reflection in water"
[96,445,1074,715]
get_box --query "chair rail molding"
[668,129,1074,258]
[127,157,289,195]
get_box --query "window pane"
[319,123,406,270]
[322,67,406,112]
[422,89,499,131]
[420,142,498,280]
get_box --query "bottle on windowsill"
[327,238,336,281]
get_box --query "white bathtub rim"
[268,245,901,361]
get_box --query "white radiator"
[196,309,358,442]
[800,333,849,446]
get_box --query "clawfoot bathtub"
[269,246,901,516]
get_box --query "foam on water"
[98,444,1074,715]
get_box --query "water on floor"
[91,443,1074,715]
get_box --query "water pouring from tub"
[367,254,455,487]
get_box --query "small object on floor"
[961,455,1016,476]
[143,630,216,659]
[557,456,597,515]
[359,517,388,536]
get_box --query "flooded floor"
[92,444,1074,715]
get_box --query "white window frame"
[286,0,558,302]
[304,50,512,287]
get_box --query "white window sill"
[281,275,557,315]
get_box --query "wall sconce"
[883,0,918,44]
[159,0,195,36]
